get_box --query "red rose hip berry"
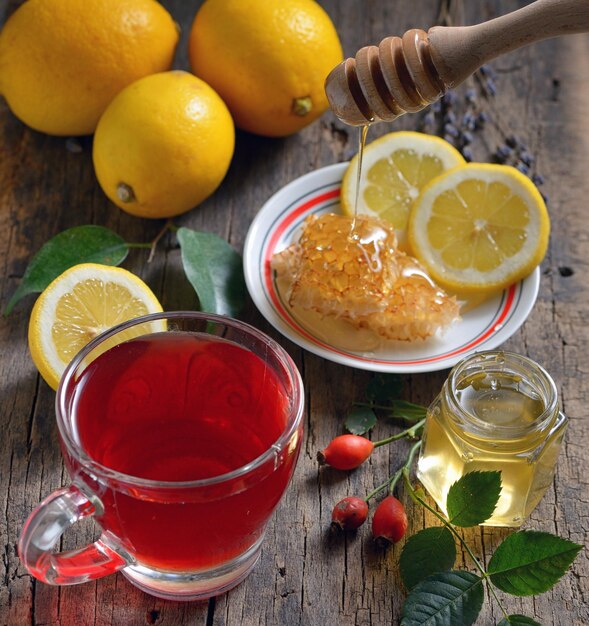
[317,434,374,470]
[371,496,408,547]
[331,496,369,532]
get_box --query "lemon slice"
[408,163,550,294]
[341,131,466,249]
[28,263,164,390]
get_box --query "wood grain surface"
[1,1,587,624]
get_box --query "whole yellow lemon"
[188,0,343,137]
[93,71,235,219]
[0,0,179,136]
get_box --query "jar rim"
[445,350,558,438]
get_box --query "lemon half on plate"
[341,131,466,249]
[28,263,164,389]
[408,163,550,295]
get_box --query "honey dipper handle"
[429,0,589,88]
[325,0,589,125]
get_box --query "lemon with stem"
[93,71,235,219]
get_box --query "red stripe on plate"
[263,188,340,285]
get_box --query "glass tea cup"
[18,311,305,601]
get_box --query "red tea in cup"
[19,313,304,600]
[70,331,295,569]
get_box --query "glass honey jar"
[416,351,567,527]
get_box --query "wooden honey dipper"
[325,0,589,126]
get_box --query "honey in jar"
[417,351,567,527]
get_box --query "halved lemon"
[28,263,163,390]
[408,163,550,294]
[341,131,466,249]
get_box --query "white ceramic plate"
[244,163,540,373]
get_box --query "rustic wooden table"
[1,1,588,624]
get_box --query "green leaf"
[177,227,246,317]
[390,400,428,422]
[446,471,502,527]
[400,526,456,589]
[497,615,542,626]
[400,571,484,626]
[5,225,127,314]
[488,530,582,596]
[365,373,403,405]
[345,406,377,435]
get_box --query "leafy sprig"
[4,223,246,317]
[326,374,582,626]
[400,470,582,626]
[345,374,426,434]
[4,225,128,314]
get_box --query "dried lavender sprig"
[417,62,547,202]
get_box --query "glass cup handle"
[18,485,131,585]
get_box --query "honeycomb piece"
[271,213,459,341]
